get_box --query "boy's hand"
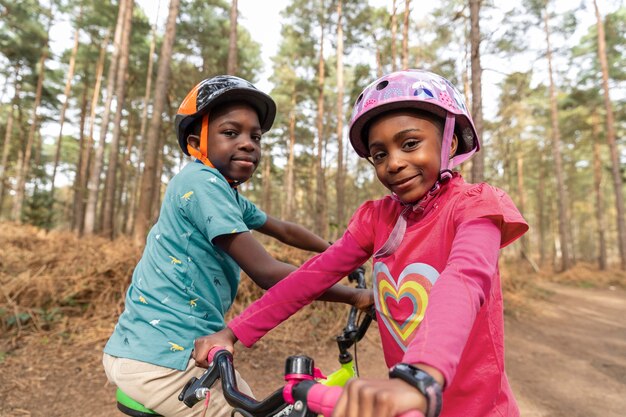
[332,377,426,417]
[193,327,237,368]
[353,288,374,312]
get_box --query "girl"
[195,70,529,417]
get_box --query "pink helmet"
[348,69,480,174]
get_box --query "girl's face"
[205,102,263,182]
[367,110,456,203]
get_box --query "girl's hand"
[332,378,427,417]
[353,288,374,312]
[193,327,237,368]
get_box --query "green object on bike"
[116,388,162,416]
[323,361,357,387]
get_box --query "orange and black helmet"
[174,75,277,158]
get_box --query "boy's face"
[367,110,457,203]
[192,102,263,182]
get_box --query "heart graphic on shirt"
[374,262,440,351]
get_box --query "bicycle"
[116,267,372,417]
[177,267,423,417]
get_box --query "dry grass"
[2,222,621,357]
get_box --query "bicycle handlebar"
[179,347,424,417]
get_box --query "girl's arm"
[193,230,371,366]
[257,215,330,253]
[213,231,372,304]
[403,217,501,386]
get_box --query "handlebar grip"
[305,383,425,417]
[207,346,228,363]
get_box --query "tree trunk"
[74,31,109,235]
[50,7,82,202]
[138,10,158,156]
[102,0,134,239]
[591,110,608,270]
[537,152,546,267]
[335,0,345,233]
[227,0,238,75]
[594,0,626,270]
[11,48,47,222]
[284,89,297,221]
[543,9,573,271]
[469,0,484,183]
[71,75,90,232]
[314,0,328,238]
[261,147,271,214]
[84,0,127,234]
[0,68,20,213]
[401,0,410,69]
[134,0,180,246]
[391,0,398,71]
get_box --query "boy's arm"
[213,231,371,308]
[256,215,330,253]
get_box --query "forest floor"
[0,223,625,417]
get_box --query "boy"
[103,75,371,417]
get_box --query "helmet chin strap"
[186,114,240,187]
[439,113,456,180]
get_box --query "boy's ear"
[449,134,459,159]
[187,134,200,151]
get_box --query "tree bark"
[0,68,20,212]
[284,89,297,221]
[50,6,82,201]
[335,0,345,233]
[401,0,410,69]
[227,0,238,75]
[133,0,180,246]
[543,9,573,271]
[102,0,134,239]
[391,0,398,71]
[11,48,47,222]
[591,110,608,270]
[71,75,90,232]
[469,0,484,183]
[74,31,109,235]
[261,146,271,214]
[314,0,328,238]
[84,0,127,234]
[594,0,626,270]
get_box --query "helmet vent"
[356,93,364,104]
[375,80,389,90]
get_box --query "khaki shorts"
[103,353,254,417]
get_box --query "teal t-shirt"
[104,161,267,370]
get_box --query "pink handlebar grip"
[207,346,227,363]
[305,384,425,417]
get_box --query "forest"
[0,0,625,273]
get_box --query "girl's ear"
[187,134,201,151]
[449,134,459,159]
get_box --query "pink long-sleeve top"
[229,175,528,417]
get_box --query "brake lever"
[178,351,226,407]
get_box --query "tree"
[469,0,484,183]
[314,0,328,237]
[543,4,574,270]
[133,0,180,246]
[593,0,626,270]
[335,0,345,232]
[84,0,127,234]
[101,0,134,239]
[227,0,238,75]
[401,0,410,69]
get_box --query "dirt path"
[505,282,626,417]
[1,281,624,416]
